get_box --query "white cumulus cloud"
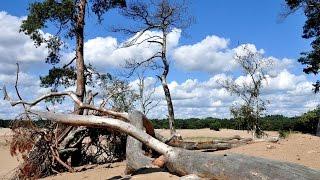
[173,35,237,73]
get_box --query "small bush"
[278,130,290,139]
[209,121,221,131]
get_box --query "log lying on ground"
[33,111,320,179]
[125,111,155,174]
[168,140,232,150]
[167,136,252,150]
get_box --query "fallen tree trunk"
[165,148,320,180]
[125,111,155,174]
[33,111,320,179]
[167,136,252,150]
[168,140,231,150]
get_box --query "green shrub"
[209,121,221,131]
[278,130,290,139]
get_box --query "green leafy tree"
[284,0,320,136]
[20,0,126,114]
[296,106,320,135]
[284,0,320,91]
[218,45,273,138]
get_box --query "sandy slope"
[0,128,20,179]
[214,133,320,169]
[0,128,319,179]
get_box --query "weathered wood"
[125,111,155,174]
[33,111,172,155]
[34,111,320,179]
[167,136,252,150]
[155,132,168,143]
[168,140,231,150]
[166,148,320,180]
[58,126,87,150]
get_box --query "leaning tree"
[218,45,273,139]
[283,0,320,136]
[114,0,193,137]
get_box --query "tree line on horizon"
[1,107,319,136]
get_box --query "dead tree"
[218,45,273,139]
[4,74,320,179]
[137,71,160,115]
[115,0,193,137]
[33,111,320,179]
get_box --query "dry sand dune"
[214,133,320,169]
[0,128,20,179]
[0,128,319,179]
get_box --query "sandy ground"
[0,128,20,179]
[0,128,319,179]
[214,133,320,170]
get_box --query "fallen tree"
[32,110,320,179]
[166,136,253,150]
[125,111,156,174]
[3,83,155,178]
[4,74,320,179]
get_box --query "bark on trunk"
[125,111,155,174]
[138,77,146,115]
[160,33,176,136]
[166,147,320,180]
[160,76,175,136]
[167,137,252,151]
[34,111,320,179]
[74,0,86,115]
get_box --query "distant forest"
[151,108,319,135]
[1,108,319,135]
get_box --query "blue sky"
[0,0,318,119]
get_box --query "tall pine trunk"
[74,0,86,115]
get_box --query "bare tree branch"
[62,57,76,69]
[6,91,129,120]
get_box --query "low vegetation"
[151,108,320,136]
